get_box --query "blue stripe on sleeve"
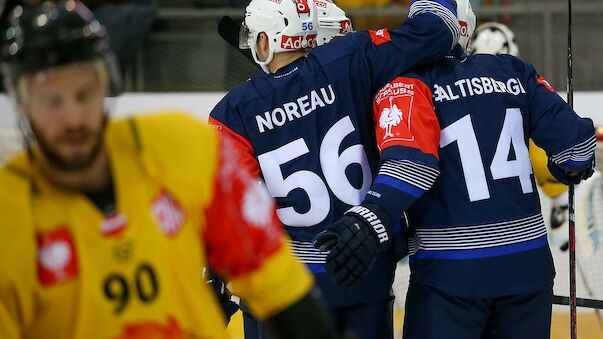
[374,175,424,197]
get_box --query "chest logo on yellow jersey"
[100,212,128,236]
[151,191,185,237]
[36,227,79,286]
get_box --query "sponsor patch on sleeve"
[369,29,391,46]
[372,77,440,158]
[536,75,555,92]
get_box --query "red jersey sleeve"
[208,117,260,178]
[202,135,313,319]
[203,136,282,279]
[373,77,440,160]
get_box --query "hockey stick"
[554,295,603,310]
[566,0,578,338]
[217,16,260,69]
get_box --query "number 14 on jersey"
[441,108,534,202]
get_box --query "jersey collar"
[270,57,305,79]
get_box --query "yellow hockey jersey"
[0,112,313,339]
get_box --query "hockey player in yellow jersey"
[0,2,343,338]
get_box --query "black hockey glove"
[548,158,595,185]
[203,267,239,323]
[313,204,392,287]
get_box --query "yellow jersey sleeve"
[229,242,314,320]
[0,158,38,338]
[530,140,568,198]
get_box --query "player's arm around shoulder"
[344,0,459,91]
[0,165,38,338]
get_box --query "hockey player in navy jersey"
[469,22,575,253]
[321,1,595,337]
[209,0,460,337]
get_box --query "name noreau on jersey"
[209,1,459,306]
[371,50,596,298]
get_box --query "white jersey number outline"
[258,116,372,227]
[440,108,533,202]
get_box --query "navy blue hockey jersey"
[369,48,596,298]
[209,1,459,306]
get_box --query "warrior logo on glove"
[347,205,389,244]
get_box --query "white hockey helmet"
[469,22,519,56]
[457,0,476,52]
[313,0,353,45]
[240,0,319,73]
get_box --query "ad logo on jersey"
[243,183,273,228]
[281,34,317,49]
[151,191,185,237]
[369,29,391,46]
[37,227,78,286]
[374,79,415,143]
[100,212,128,236]
[379,104,404,139]
[536,75,555,92]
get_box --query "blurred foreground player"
[370,5,596,338]
[470,21,572,251]
[0,2,341,338]
[209,0,460,337]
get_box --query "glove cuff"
[345,203,392,249]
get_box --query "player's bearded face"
[23,62,108,171]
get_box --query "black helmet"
[0,0,120,96]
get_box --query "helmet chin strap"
[251,43,275,74]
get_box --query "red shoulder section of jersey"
[203,136,282,279]
[536,75,555,92]
[373,76,440,159]
[208,116,260,178]
[369,29,391,46]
